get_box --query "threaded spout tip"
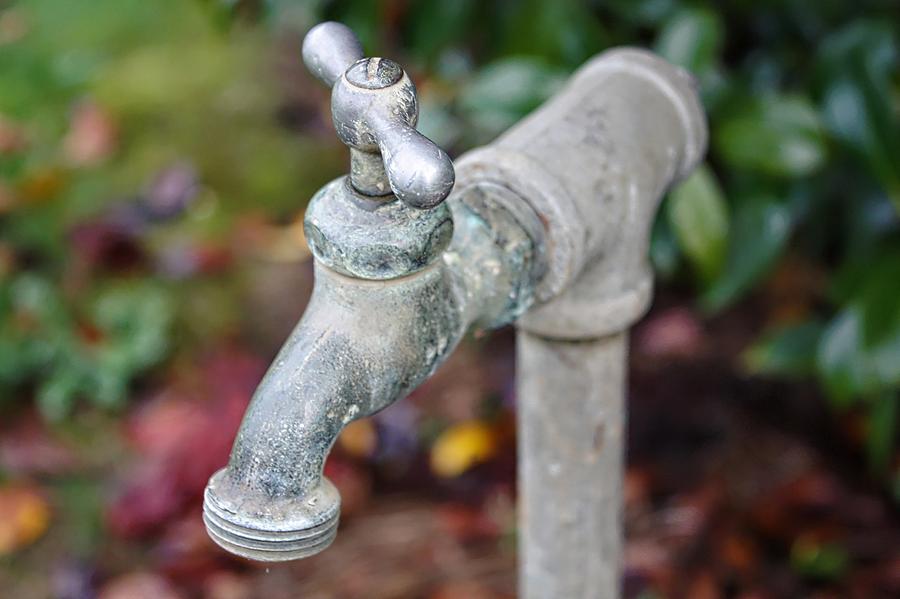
[202,469,340,561]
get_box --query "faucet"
[204,21,706,597]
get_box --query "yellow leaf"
[0,484,51,555]
[430,421,496,478]
[18,168,65,205]
[338,419,377,458]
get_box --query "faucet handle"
[302,22,455,210]
[301,21,364,87]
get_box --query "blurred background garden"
[1,0,899,597]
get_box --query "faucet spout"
[203,185,543,561]
[231,262,465,497]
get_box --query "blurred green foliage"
[1,0,898,476]
[0,0,340,417]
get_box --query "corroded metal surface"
[304,178,453,280]
[456,47,707,333]
[207,22,538,562]
[204,179,544,560]
[205,22,709,594]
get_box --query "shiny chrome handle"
[302,22,455,210]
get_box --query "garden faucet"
[204,21,706,597]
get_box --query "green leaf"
[322,0,379,55]
[654,7,723,75]
[649,5,728,109]
[856,256,900,349]
[744,321,823,378]
[837,190,899,261]
[458,58,566,144]
[37,364,85,422]
[817,308,869,406]
[828,235,899,305]
[791,539,849,581]
[715,95,827,178]
[90,362,130,409]
[0,335,25,389]
[666,165,729,284]
[816,248,900,403]
[867,392,897,473]
[406,0,479,64]
[92,283,173,374]
[817,311,900,406]
[605,0,676,27]
[649,210,681,280]
[496,0,607,68]
[818,21,900,205]
[10,274,68,328]
[702,197,792,312]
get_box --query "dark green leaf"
[818,20,900,205]
[458,58,566,143]
[649,209,681,280]
[407,0,479,64]
[817,307,900,406]
[867,392,897,473]
[816,245,900,403]
[496,0,607,68]
[666,165,729,284]
[701,197,792,312]
[817,308,868,406]
[744,321,823,378]
[605,0,677,27]
[654,7,723,75]
[715,95,827,178]
[856,256,900,349]
[322,1,379,54]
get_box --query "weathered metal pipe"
[455,47,706,599]
[204,176,545,561]
[204,21,708,594]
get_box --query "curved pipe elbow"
[203,261,466,560]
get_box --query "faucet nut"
[304,178,453,280]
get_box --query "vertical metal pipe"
[517,330,627,599]
[454,48,706,596]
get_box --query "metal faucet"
[204,21,706,598]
